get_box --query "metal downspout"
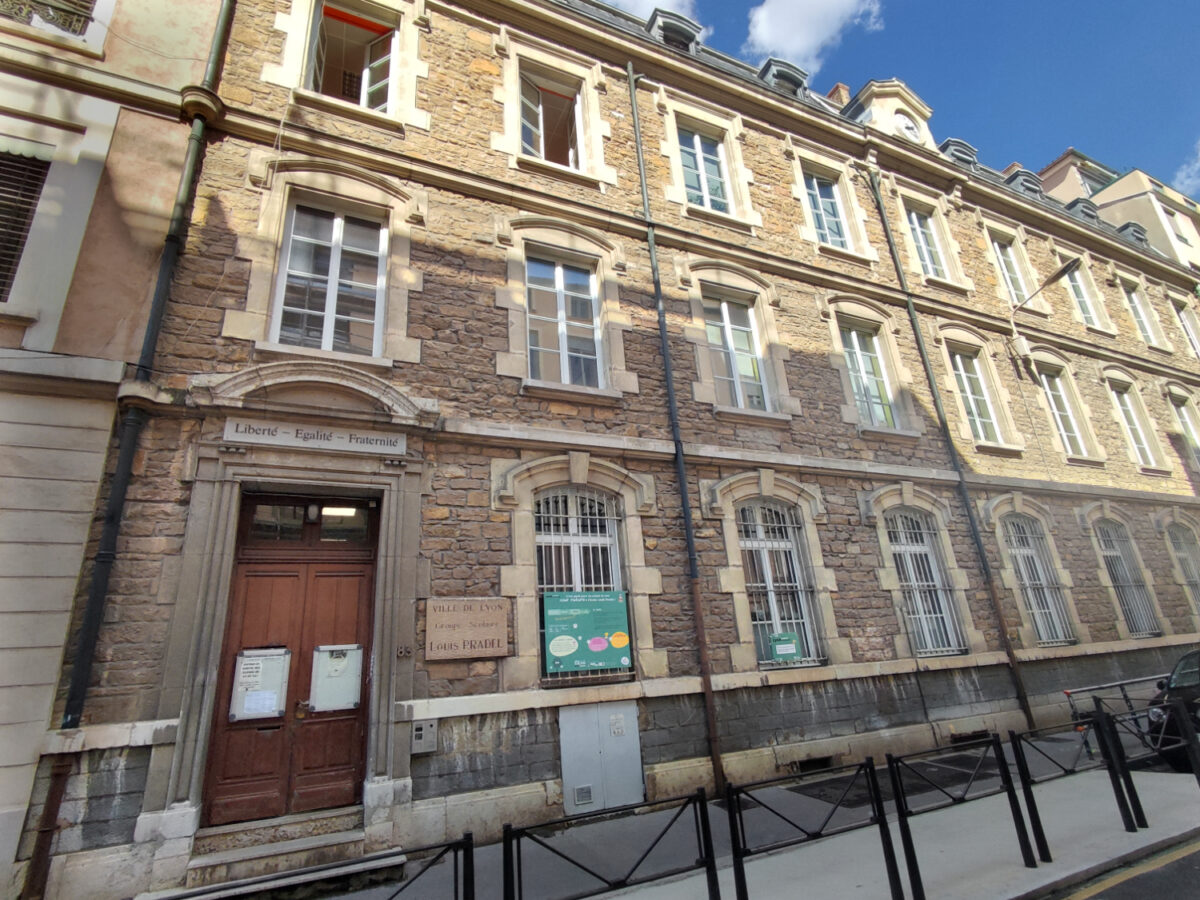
[866,169,1035,731]
[627,62,726,791]
[61,0,237,729]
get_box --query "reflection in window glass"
[320,506,369,542]
[249,504,306,541]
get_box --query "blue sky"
[605,0,1200,196]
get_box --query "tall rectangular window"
[1168,524,1200,613]
[949,348,998,442]
[1122,282,1155,344]
[526,256,600,388]
[737,501,823,666]
[1172,397,1200,469]
[1176,305,1200,358]
[906,207,946,279]
[1095,519,1160,638]
[804,173,847,249]
[309,5,395,113]
[0,151,50,303]
[1039,368,1085,457]
[520,73,580,169]
[274,204,386,356]
[1062,260,1097,327]
[1111,383,1155,467]
[991,236,1028,305]
[840,322,894,428]
[1002,514,1074,646]
[678,127,730,214]
[885,510,967,655]
[704,296,766,410]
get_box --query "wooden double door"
[203,496,377,826]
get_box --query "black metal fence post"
[692,788,722,900]
[1100,708,1148,828]
[502,823,516,900]
[1091,702,1137,833]
[865,757,905,900]
[1169,696,1200,792]
[991,733,1036,869]
[724,782,749,900]
[1008,730,1051,863]
[887,753,925,900]
[462,832,475,900]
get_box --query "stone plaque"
[425,598,510,660]
[224,417,406,455]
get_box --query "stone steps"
[191,806,363,856]
[186,829,366,887]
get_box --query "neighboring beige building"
[7,0,1200,897]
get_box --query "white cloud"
[1174,139,1200,198]
[743,0,883,75]
[601,0,698,22]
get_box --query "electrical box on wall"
[411,719,438,754]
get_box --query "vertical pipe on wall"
[626,62,726,791]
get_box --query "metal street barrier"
[383,832,475,900]
[886,734,1035,900]
[723,757,904,900]
[501,788,720,900]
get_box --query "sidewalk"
[335,766,1200,900]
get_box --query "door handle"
[295,699,311,719]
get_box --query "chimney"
[1001,161,1024,178]
[826,82,851,108]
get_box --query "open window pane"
[311,5,394,112]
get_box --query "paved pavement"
[330,764,1200,900]
[1052,836,1200,899]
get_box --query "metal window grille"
[804,173,847,249]
[906,207,945,279]
[1168,524,1200,613]
[678,127,730,213]
[992,238,1028,305]
[0,0,92,36]
[885,509,967,655]
[840,322,895,428]
[0,151,49,303]
[1095,519,1160,638]
[1001,514,1075,646]
[704,295,767,410]
[737,501,824,666]
[1040,369,1085,457]
[535,486,628,681]
[950,349,999,442]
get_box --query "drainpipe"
[867,169,1035,732]
[627,62,726,791]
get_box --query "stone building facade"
[8,0,1200,896]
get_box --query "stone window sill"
[294,89,405,136]
[816,242,877,267]
[520,378,622,406]
[684,204,755,234]
[921,274,972,296]
[974,440,1024,457]
[713,405,792,427]
[1085,323,1118,338]
[515,155,603,189]
[1138,464,1173,477]
[859,424,922,443]
[253,341,395,369]
[1065,454,1106,468]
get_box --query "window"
[1001,514,1075,646]
[1172,395,1200,469]
[884,509,968,656]
[1094,519,1160,638]
[678,127,730,214]
[525,256,600,387]
[1109,380,1157,468]
[1,0,92,36]
[0,151,50,303]
[1039,367,1086,458]
[839,320,894,428]
[1121,281,1155,344]
[1061,257,1098,327]
[704,294,766,410]
[804,173,847,249]
[1175,302,1200,358]
[271,204,386,356]
[520,71,580,169]
[309,4,397,113]
[906,207,946,279]
[991,236,1028,306]
[1168,524,1200,613]
[737,501,824,666]
[949,347,998,442]
[534,486,630,679]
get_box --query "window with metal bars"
[884,509,967,656]
[736,501,823,666]
[1168,524,1200,614]
[1001,514,1075,646]
[0,0,93,36]
[1094,519,1160,638]
[534,486,629,680]
[0,151,49,303]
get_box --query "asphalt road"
[1057,837,1200,900]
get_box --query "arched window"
[1001,514,1075,646]
[1167,524,1200,613]
[736,500,823,666]
[1095,519,1160,638]
[534,486,629,679]
[884,508,967,655]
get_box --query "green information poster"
[542,591,632,673]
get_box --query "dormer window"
[661,24,693,52]
[758,58,808,98]
[646,9,702,54]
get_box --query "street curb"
[1012,825,1200,900]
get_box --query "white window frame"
[936,326,1022,452]
[991,234,1029,306]
[1039,366,1086,458]
[1167,384,1200,471]
[677,125,731,214]
[1118,278,1167,348]
[906,205,946,279]
[1172,296,1200,358]
[840,319,895,429]
[307,3,399,115]
[1106,372,1164,471]
[524,254,603,389]
[804,172,848,249]
[949,346,999,443]
[703,291,768,411]
[519,70,582,170]
[787,139,877,264]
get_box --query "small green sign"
[543,591,632,673]
[769,632,801,662]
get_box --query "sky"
[601,0,1200,197]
